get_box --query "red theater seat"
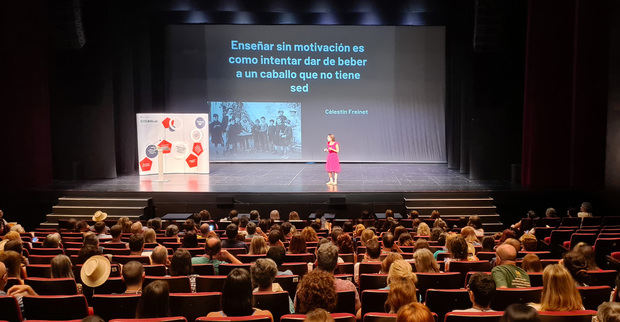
[359,274,388,292]
[425,289,471,321]
[0,295,23,322]
[144,265,167,276]
[237,254,266,263]
[284,254,314,263]
[144,276,191,293]
[193,263,215,275]
[444,312,504,322]
[537,310,596,322]
[361,290,388,317]
[113,255,151,265]
[169,292,222,322]
[196,316,270,322]
[27,255,56,265]
[577,286,612,310]
[93,294,141,321]
[281,263,308,276]
[335,291,357,315]
[218,263,251,276]
[25,265,51,278]
[490,287,542,311]
[29,248,64,256]
[358,262,383,274]
[282,313,355,322]
[587,270,617,287]
[111,317,187,322]
[415,272,462,300]
[274,275,299,296]
[362,313,396,322]
[25,277,78,295]
[252,291,291,322]
[22,295,89,320]
[195,275,227,292]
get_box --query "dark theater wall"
[605,1,620,199]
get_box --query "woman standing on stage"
[324,134,340,185]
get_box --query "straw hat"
[80,255,111,287]
[92,210,108,222]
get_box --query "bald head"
[0,262,7,290]
[151,246,169,265]
[503,238,521,252]
[205,237,222,257]
[496,244,517,262]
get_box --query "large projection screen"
[165,25,446,162]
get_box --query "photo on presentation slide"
[208,101,302,160]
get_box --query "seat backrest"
[169,292,222,322]
[587,270,617,287]
[476,252,496,261]
[113,255,152,265]
[528,272,543,287]
[25,277,78,295]
[281,263,308,276]
[102,242,129,249]
[25,264,51,278]
[144,276,191,293]
[274,275,299,297]
[218,264,251,276]
[361,313,396,322]
[336,263,354,275]
[0,295,23,322]
[196,275,227,292]
[22,295,89,320]
[339,254,355,263]
[358,262,383,275]
[104,248,132,255]
[110,317,187,322]
[335,290,357,315]
[444,312,504,322]
[448,261,492,275]
[196,316,270,322]
[538,310,597,322]
[223,248,247,257]
[93,276,127,294]
[27,255,56,265]
[491,287,543,311]
[29,248,64,256]
[359,274,388,293]
[93,294,141,321]
[415,272,462,300]
[594,238,620,266]
[180,248,205,257]
[425,289,471,321]
[561,217,583,227]
[237,254,266,263]
[252,291,290,322]
[518,251,552,259]
[361,290,389,317]
[284,254,314,263]
[569,234,597,248]
[193,263,215,275]
[144,265,167,276]
[577,286,612,310]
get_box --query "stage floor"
[50,163,511,193]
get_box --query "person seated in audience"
[222,224,248,250]
[237,217,249,239]
[281,222,294,238]
[9,224,26,234]
[117,217,132,233]
[430,210,441,220]
[467,215,485,237]
[169,248,198,292]
[165,224,180,241]
[610,272,620,302]
[295,269,337,314]
[393,226,407,242]
[354,238,382,284]
[288,211,300,221]
[445,235,477,271]
[249,235,269,255]
[135,280,170,318]
[330,227,343,242]
[561,250,590,286]
[3,262,40,313]
[433,232,452,259]
[122,261,144,294]
[192,237,242,274]
[93,221,111,239]
[336,233,357,262]
[598,302,620,322]
[0,250,25,281]
[251,258,294,313]
[304,308,334,322]
[301,226,319,243]
[528,264,583,311]
[502,303,540,322]
[76,220,91,234]
[360,229,376,246]
[42,233,61,248]
[150,245,170,266]
[461,226,481,246]
[0,261,9,293]
[381,252,404,274]
[147,217,163,231]
[0,210,9,235]
[245,222,258,240]
[258,219,271,233]
[453,272,496,312]
[143,228,156,244]
[268,210,280,221]
[105,224,124,244]
[198,223,210,239]
[499,229,517,244]
[396,302,434,322]
[381,232,402,253]
[578,202,593,218]
[504,238,522,252]
[386,278,417,313]
[416,222,431,237]
[4,240,27,265]
[413,248,440,273]
[520,233,538,251]
[129,234,145,256]
[481,236,496,252]
[383,259,417,290]
[50,254,82,292]
[398,233,415,247]
[521,254,543,273]
[268,229,284,248]
[572,242,601,271]
[432,219,448,232]
[131,221,146,235]
[267,246,292,275]
[353,224,365,239]
[315,242,361,316]
[181,231,198,248]
[289,232,307,254]
[413,238,430,252]
[77,244,102,264]
[492,244,531,288]
[207,268,273,319]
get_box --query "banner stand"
[153,146,169,182]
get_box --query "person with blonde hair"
[144,228,156,244]
[385,259,417,290]
[304,308,335,322]
[413,249,440,273]
[249,236,269,255]
[9,225,25,234]
[381,252,404,274]
[416,223,431,237]
[529,264,583,311]
[386,278,417,313]
[354,224,365,238]
[461,226,480,246]
[520,233,538,251]
[360,229,376,246]
[396,302,434,322]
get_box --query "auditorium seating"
[113,317,187,322]
[361,290,388,317]
[335,290,357,315]
[197,316,269,322]
[195,276,227,292]
[359,274,388,292]
[252,291,291,322]
[274,275,299,296]
[22,295,89,320]
[282,313,356,322]
[93,294,142,321]
[144,276,192,293]
[169,292,222,322]
[361,313,397,322]
[0,295,23,322]
[444,312,504,322]
[425,289,471,320]
[490,287,542,311]
[537,310,597,322]
[25,277,78,295]
[578,286,612,310]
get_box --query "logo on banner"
[173,142,188,159]
[186,154,198,168]
[195,117,206,129]
[139,157,152,171]
[158,140,172,153]
[191,129,203,142]
[145,145,158,158]
[193,142,203,156]
[162,117,183,132]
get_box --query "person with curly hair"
[336,233,357,262]
[295,269,337,314]
[386,278,417,313]
[396,302,434,322]
[416,223,431,237]
[301,227,319,243]
[288,233,307,254]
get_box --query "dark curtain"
[521,0,610,188]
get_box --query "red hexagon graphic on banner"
[186,154,198,168]
[162,117,171,129]
[139,157,152,171]
[192,142,203,156]
[158,140,172,154]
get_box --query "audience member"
[117,217,132,233]
[354,238,381,284]
[416,223,431,237]
[492,244,530,288]
[43,233,61,248]
[289,233,307,254]
[597,302,620,322]
[468,215,484,237]
[336,233,356,261]
[249,236,269,255]
[453,273,496,312]
[520,234,537,251]
[504,238,522,253]
[150,245,170,266]
[304,308,334,322]
[301,227,319,243]
[207,268,273,319]
[360,229,376,246]
[129,234,145,256]
[386,278,417,313]
[573,242,601,271]
[521,254,543,273]
[170,248,197,292]
[461,226,480,246]
[107,225,123,243]
[529,264,583,311]
[295,269,337,314]
[0,250,24,281]
[268,230,284,248]
[381,232,401,253]
[135,280,170,318]
[398,233,415,247]
[288,211,300,221]
[165,225,180,240]
[381,252,404,274]
[396,302,434,322]
[578,202,593,218]
[182,231,198,248]
[445,235,474,270]
[222,224,248,250]
[315,242,361,315]
[266,246,292,275]
[131,222,145,235]
[192,237,241,274]
[143,228,156,244]
[561,250,590,286]
[251,258,294,313]
[413,249,440,273]
[245,222,258,239]
[77,244,102,264]
[501,303,540,322]
[481,236,496,252]
[94,222,111,239]
[122,261,145,294]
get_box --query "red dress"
[325,141,341,173]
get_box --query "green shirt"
[192,256,227,275]
[491,264,531,288]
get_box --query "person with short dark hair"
[170,248,197,292]
[249,210,260,221]
[267,246,292,275]
[354,238,381,284]
[251,258,294,313]
[165,225,180,241]
[245,222,257,239]
[206,268,273,319]
[129,234,145,256]
[381,232,401,253]
[221,224,247,250]
[192,237,241,274]
[107,225,123,243]
[76,244,102,264]
[501,303,540,322]
[561,250,590,286]
[281,222,293,238]
[481,236,496,252]
[135,280,170,318]
[578,202,593,218]
[123,261,145,294]
[94,222,111,239]
[453,273,496,312]
[182,231,198,248]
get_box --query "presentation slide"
[165,25,446,162]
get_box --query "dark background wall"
[604,0,620,208]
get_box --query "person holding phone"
[323,134,340,185]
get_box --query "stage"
[50,163,510,193]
